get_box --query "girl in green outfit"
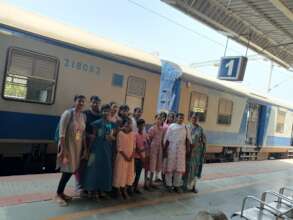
[183,113,206,193]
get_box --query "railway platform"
[1,159,293,220]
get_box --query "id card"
[75,130,81,141]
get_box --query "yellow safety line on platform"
[48,178,273,220]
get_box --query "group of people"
[54,95,206,206]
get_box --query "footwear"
[166,186,173,193]
[155,178,162,183]
[98,192,107,199]
[174,187,183,193]
[144,185,151,191]
[192,187,198,194]
[55,195,68,207]
[150,184,158,189]
[61,194,72,201]
[127,187,134,196]
[79,190,89,198]
[134,189,142,194]
[121,190,129,200]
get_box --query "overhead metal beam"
[270,0,293,22]
[162,0,293,68]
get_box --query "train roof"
[0,2,161,74]
[0,2,292,111]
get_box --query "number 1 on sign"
[225,60,234,76]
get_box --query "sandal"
[61,194,72,201]
[55,195,68,207]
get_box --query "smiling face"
[167,113,176,124]
[91,100,101,113]
[101,105,111,119]
[122,119,132,133]
[177,114,184,124]
[191,114,199,125]
[134,108,143,119]
[74,96,86,111]
[111,104,118,115]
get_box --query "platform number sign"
[218,56,248,81]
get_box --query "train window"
[217,98,233,125]
[125,76,146,112]
[276,110,286,133]
[112,73,124,87]
[3,48,58,104]
[189,91,208,122]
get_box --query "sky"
[4,0,293,104]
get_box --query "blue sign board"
[218,56,247,81]
[157,60,182,113]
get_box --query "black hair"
[191,112,200,119]
[159,111,167,119]
[168,112,176,117]
[74,95,86,101]
[176,113,184,118]
[121,117,132,126]
[119,105,129,112]
[90,95,101,102]
[101,104,111,112]
[154,114,160,119]
[137,118,145,126]
[134,107,142,113]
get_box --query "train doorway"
[245,103,260,146]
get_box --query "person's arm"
[58,110,71,157]
[147,127,155,144]
[117,132,131,162]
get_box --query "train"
[0,3,292,173]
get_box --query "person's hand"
[81,147,89,160]
[57,137,65,157]
[106,134,115,142]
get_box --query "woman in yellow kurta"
[113,117,136,199]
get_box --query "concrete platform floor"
[1,159,293,220]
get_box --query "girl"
[147,114,164,188]
[112,118,136,199]
[55,95,87,206]
[133,119,147,194]
[82,104,116,197]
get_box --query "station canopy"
[162,0,293,69]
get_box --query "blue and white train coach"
[0,3,292,172]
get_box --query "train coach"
[0,3,292,173]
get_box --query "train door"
[245,103,260,146]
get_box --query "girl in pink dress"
[147,114,164,188]
[112,118,136,199]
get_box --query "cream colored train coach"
[0,3,292,172]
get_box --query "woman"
[55,95,87,206]
[164,113,190,193]
[82,104,116,197]
[161,111,176,183]
[183,113,206,193]
[109,102,119,123]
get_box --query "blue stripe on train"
[266,136,291,146]
[0,111,59,140]
[0,111,291,146]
